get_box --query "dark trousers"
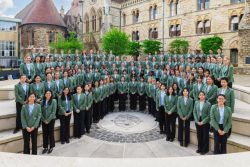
[165,112,177,140]
[22,128,38,155]
[100,100,105,119]
[178,117,190,145]
[130,93,137,110]
[83,110,91,133]
[119,93,127,111]
[148,97,153,115]
[73,111,83,138]
[93,102,101,123]
[152,100,156,118]
[16,102,23,130]
[139,94,146,111]
[103,98,108,115]
[196,122,210,153]
[42,119,55,149]
[60,114,71,142]
[110,94,115,112]
[214,124,228,154]
[158,106,165,132]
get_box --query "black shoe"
[201,151,209,155]
[180,142,183,146]
[184,143,188,147]
[13,129,19,134]
[61,141,65,145]
[170,138,174,142]
[86,130,90,134]
[160,131,163,134]
[42,148,48,154]
[166,138,170,141]
[47,148,53,154]
[196,150,201,153]
[66,140,70,144]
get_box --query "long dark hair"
[61,87,72,101]
[42,90,53,106]
[167,86,176,96]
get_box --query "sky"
[0,0,72,18]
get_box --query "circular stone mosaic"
[86,111,165,143]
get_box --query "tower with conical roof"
[15,0,67,52]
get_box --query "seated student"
[58,87,73,144]
[193,91,211,155]
[118,76,128,111]
[21,93,41,155]
[83,84,93,134]
[41,90,57,154]
[177,88,193,147]
[129,77,138,110]
[14,75,29,134]
[156,84,166,134]
[164,86,177,142]
[210,94,232,154]
[137,77,146,111]
[72,86,85,138]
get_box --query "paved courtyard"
[39,111,200,158]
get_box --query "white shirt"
[28,104,34,116]
[219,106,225,124]
[184,97,188,105]
[160,91,165,106]
[199,101,204,117]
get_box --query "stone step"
[233,84,250,104]
[0,80,18,100]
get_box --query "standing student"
[21,93,41,155]
[41,90,57,154]
[58,87,73,144]
[164,86,177,142]
[93,81,101,123]
[210,94,232,154]
[129,77,138,110]
[193,91,211,155]
[177,88,193,147]
[156,84,166,134]
[137,77,146,111]
[14,75,29,134]
[118,77,128,111]
[30,75,45,104]
[20,54,36,83]
[204,75,218,105]
[190,75,204,102]
[72,86,85,138]
[83,84,93,134]
[219,57,234,88]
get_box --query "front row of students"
[19,75,232,155]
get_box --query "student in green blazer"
[177,88,194,147]
[210,94,232,154]
[219,57,234,88]
[109,77,116,112]
[193,91,211,155]
[164,86,177,142]
[190,75,204,102]
[137,77,146,111]
[58,87,73,144]
[83,84,93,134]
[41,91,57,154]
[99,80,105,119]
[129,77,138,110]
[34,56,45,80]
[156,84,166,134]
[118,77,128,111]
[203,75,218,105]
[20,54,36,83]
[21,93,41,155]
[14,75,29,134]
[73,86,86,138]
[43,73,56,97]
[54,72,64,97]
[30,75,45,104]
[93,81,101,123]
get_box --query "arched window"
[204,20,211,34]
[49,31,56,43]
[149,28,153,39]
[153,6,157,19]
[132,31,136,41]
[132,11,136,24]
[169,25,175,37]
[196,21,204,34]
[92,15,96,32]
[176,24,181,36]
[149,6,153,20]
[170,1,176,16]
[230,15,239,31]
[136,31,140,41]
[135,10,139,23]
[153,28,158,39]
[85,15,89,33]
[98,15,102,31]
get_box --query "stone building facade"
[15,0,67,54]
[71,0,250,73]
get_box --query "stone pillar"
[103,0,111,34]
[238,0,250,73]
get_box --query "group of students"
[15,48,234,155]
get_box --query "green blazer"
[41,99,57,123]
[93,87,102,103]
[164,95,177,113]
[43,81,56,97]
[193,101,211,124]
[210,104,232,133]
[15,83,29,104]
[30,83,45,100]
[58,97,73,115]
[203,84,218,105]
[177,96,194,118]
[137,82,145,95]
[217,88,235,113]
[156,90,166,109]
[190,83,204,102]
[84,92,93,110]
[129,82,138,94]
[54,79,64,96]
[21,103,41,129]
[219,65,234,83]
[73,93,86,111]
[19,63,36,80]
[118,82,128,94]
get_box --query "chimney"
[60,5,65,18]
